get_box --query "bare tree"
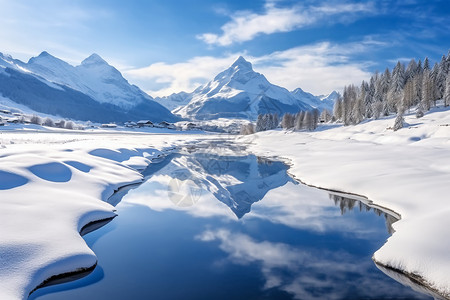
[30,115,42,125]
[43,118,55,127]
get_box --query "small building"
[137,120,154,128]
[101,123,117,128]
[157,121,175,129]
[124,121,138,128]
[186,122,198,130]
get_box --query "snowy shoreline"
[245,108,450,299]
[0,131,193,300]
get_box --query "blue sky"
[1,0,449,96]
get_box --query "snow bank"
[0,132,178,300]
[245,108,450,298]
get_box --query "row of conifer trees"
[333,52,450,129]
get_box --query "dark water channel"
[31,148,432,300]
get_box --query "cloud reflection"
[122,153,394,237]
[196,229,425,300]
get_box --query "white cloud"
[250,42,373,95]
[197,1,375,46]
[124,40,375,97]
[125,54,243,97]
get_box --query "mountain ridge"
[169,56,337,120]
[0,51,177,123]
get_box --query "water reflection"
[329,194,399,235]
[31,152,431,300]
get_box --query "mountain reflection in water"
[31,152,430,300]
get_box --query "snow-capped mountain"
[154,91,191,112]
[291,88,339,112]
[160,153,293,218]
[174,56,314,120]
[0,52,177,123]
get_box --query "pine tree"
[402,79,414,113]
[423,57,430,71]
[333,96,343,121]
[256,114,264,132]
[412,76,422,106]
[388,61,405,113]
[421,69,432,111]
[352,83,366,124]
[405,59,418,81]
[444,74,450,107]
[342,84,357,125]
[393,110,404,131]
[281,113,295,129]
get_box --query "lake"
[30,148,432,300]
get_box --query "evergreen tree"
[388,61,405,113]
[444,74,450,107]
[413,76,422,106]
[405,59,418,81]
[342,84,357,125]
[421,69,432,111]
[352,83,366,124]
[333,96,343,121]
[393,109,405,131]
[423,57,430,71]
[402,79,414,113]
[281,113,295,129]
[256,114,264,132]
[294,111,305,130]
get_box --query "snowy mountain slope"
[291,88,339,112]
[174,56,314,120]
[154,91,192,112]
[26,52,154,109]
[0,52,178,123]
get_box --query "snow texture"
[0,131,191,300]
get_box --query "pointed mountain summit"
[231,55,253,70]
[174,56,312,120]
[81,53,108,66]
[28,51,72,70]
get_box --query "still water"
[31,151,431,300]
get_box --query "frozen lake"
[31,148,432,299]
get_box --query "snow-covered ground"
[243,107,450,298]
[0,130,208,300]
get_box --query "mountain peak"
[81,53,108,66]
[28,51,64,65]
[231,56,253,71]
[38,51,51,57]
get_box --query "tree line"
[333,51,450,130]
